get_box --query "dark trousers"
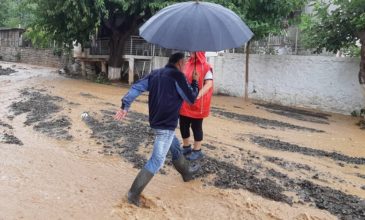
[179,115,203,142]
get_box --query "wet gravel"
[252,136,365,165]
[1,132,23,145]
[263,166,365,219]
[264,156,313,172]
[83,110,153,169]
[0,65,17,76]
[297,180,365,220]
[34,116,72,140]
[0,120,13,129]
[78,106,365,219]
[196,156,291,204]
[9,89,72,140]
[255,103,330,124]
[210,107,324,133]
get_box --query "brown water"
[1,61,364,219]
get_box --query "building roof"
[0,27,26,32]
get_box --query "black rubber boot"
[172,155,201,182]
[127,168,154,207]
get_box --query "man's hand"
[192,70,199,81]
[114,109,128,121]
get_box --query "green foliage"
[94,73,111,84]
[30,0,102,49]
[23,26,53,48]
[351,110,359,117]
[28,0,305,48]
[0,0,36,28]
[351,108,365,117]
[342,45,361,57]
[300,0,365,54]
[210,0,307,39]
[0,0,10,27]
[53,47,63,57]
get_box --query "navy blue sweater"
[121,64,199,130]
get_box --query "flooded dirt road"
[1,61,365,219]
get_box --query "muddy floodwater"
[1,61,365,220]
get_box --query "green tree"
[31,0,179,78]
[30,0,306,79]
[300,0,365,85]
[0,0,10,27]
[0,0,36,28]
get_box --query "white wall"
[151,54,363,114]
[208,54,363,114]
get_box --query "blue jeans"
[144,129,182,174]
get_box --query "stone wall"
[0,46,64,68]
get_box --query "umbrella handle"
[194,52,197,73]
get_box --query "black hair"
[168,52,185,64]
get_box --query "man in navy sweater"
[114,52,200,206]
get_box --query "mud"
[135,98,149,104]
[0,132,23,145]
[9,89,72,140]
[82,108,292,203]
[255,103,330,124]
[202,143,217,150]
[252,136,365,165]
[80,92,99,99]
[81,121,362,218]
[357,174,365,179]
[0,65,17,75]
[356,120,365,129]
[211,107,324,133]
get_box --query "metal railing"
[90,35,174,57]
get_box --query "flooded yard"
[1,61,364,220]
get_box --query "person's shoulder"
[170,69,186,82]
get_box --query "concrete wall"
[208,54,363,114]
[0,46,64,68]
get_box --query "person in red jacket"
[179,52,213,161]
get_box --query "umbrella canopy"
[139,1,254,52]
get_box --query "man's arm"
[115,76,149,121]
[121,76,149,111]
[175,73,199,105]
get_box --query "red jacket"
[180,52,213,119]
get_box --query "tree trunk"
[108,32,129,80]
[359,35,365,88]
[244,41,251,101]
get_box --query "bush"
[94,72,110,84]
